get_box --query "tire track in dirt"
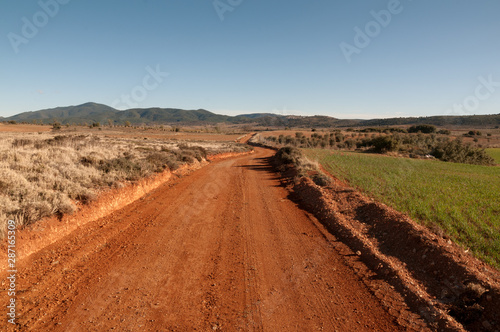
[1,147,428,331]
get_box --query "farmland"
[304,148,500,268]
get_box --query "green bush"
[431,139,494,165]
[408,124,436,134]
[365,136,400,153]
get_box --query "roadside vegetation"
[486,148,500,164]
[272,146,331,187]
[0,132,250,236]
[254,125,495,166]
[304,149,500,268]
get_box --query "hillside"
[357,114,500,128]
[3,102,499,128]
[8,103,118,124]
[6,103,234,125]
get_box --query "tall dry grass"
[0,132,250,237]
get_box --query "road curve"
[2,147,412,331]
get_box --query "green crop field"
[487,148,500,164]
[304,149,500,268]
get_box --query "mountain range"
[3,102,500,128]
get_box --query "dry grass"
[0,132,250,237]
[0,123,52,132]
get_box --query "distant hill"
[8,103,118,124]
[5,103,233,125]
[356,114,500,128]
[4,103,288,126]
[3,102,499,128]
[116,107,231,124]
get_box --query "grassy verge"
[486,148,500,164]
[0,132,250,236]
[304,149,500,268]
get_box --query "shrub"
[145,152,170,172]
[466,130,482,136]
[98,157,144,180]
[312,173,331,187]
[80,156,98,167]
[366,135,400,153]
[177,150,196,163]
[408,124,436,134]
[275,146,302,165]
[12,139,33,148]
[52,122,62,130]
[344,138,356,150]
[431,139,495,165]
[164,155,180,170]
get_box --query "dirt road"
[1,147,423,331]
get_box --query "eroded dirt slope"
[1,148,428,331]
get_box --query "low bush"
[274,147,331,187]
[432,139,494,165]
[312,173,331,186]
[275,146,303,165]
[98,157,145,180]
[408,124,436,133]
[363,136,400,153]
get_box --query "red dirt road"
[1,148,424,331]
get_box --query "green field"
[487,148,500,164]
[304,149,500,268]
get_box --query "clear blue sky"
[1,0,499,119]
